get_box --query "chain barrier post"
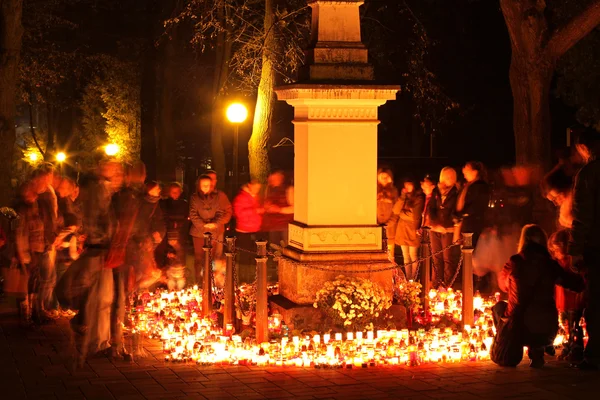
[255,240,269,343]
[202,232,213,317]
[224,236,236,328]
[420,227,431,315]
[461,232,474,327]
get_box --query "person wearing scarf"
[428,167,461,287]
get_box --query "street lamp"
[29,153,39,163]
[56,152,66,163]
[226,103,248,194]
[105,143,119,157]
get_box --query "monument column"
[274,0,399,306]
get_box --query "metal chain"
[447,252,464,288]
[271,240,462,274]
[208,244,224,303]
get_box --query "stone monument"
[272,0,400,327]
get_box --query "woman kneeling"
[492,224,584,368]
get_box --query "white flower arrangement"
[313,275,392,331]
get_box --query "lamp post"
[226,103,248,195]
[56,152,66,173]
[105,143,119,157]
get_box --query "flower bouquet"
[313,275,392,332]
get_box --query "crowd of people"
[377,161,490,285]
[0,157,294,365]
[2,128,600,371]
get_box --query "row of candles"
[126,286,565,367]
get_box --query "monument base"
[277,245,394,305]
[270,295,408,331]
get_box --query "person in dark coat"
[156,182,188,269]
[189,174,232,285]
[428,167,461,288]
[568,128,600,370]
[455,161,490,248]
[129,181,165,290]
[493,224,584,368]
[389,179,424,281]
[377,168,398,250]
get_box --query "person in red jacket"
[233,181,264,272]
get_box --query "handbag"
[2,263,28,296]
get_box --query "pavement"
[1,302,599,400]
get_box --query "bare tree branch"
[546,0,600,60]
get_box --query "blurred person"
[549,229,585,362]
[106,161,145,360]
[456,161,490,248]
[233,180,264,273]
[57,159,118,364]
[378,168,398,253]
[158,182,188,267]
[568,128,600,370]
[30,164,59,320]
[129,181,165,290]
[428,167,460,288]
[262,171,293,247]
[189,174,232,285]
[14,183,44,326]
[389,179,424,281]
[543,166,573,229]
[492,225,583,368]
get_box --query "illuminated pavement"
[0,311,599,400]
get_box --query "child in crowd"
[548,229,585,362]
[164,248,186,291]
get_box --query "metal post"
[202,232,213,317]
[233,125,239,195]
[224,236,236,328]
[420,227,431,315]
[255,240,269,343]
[461,232,474,327]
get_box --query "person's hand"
[267,205,281,213]
[431,225,445,234]
[570,255,584,272]
[152,232,162,243]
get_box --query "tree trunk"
[501,0,600,166]
[156,32,177,183]
[0,0,23,205]
[210,0,231,190]
[509,60,553,167]
[248,0,276,183]
[140,46,158,179]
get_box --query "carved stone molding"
[307,107,378,120]
[288,222,382,252]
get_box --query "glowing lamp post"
[29,153,39,163]
[226,103,248,194]
[105,143,119,157]
[56,151,66,172]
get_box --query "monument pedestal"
[278,244,393,305]
[270,0,401,329]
